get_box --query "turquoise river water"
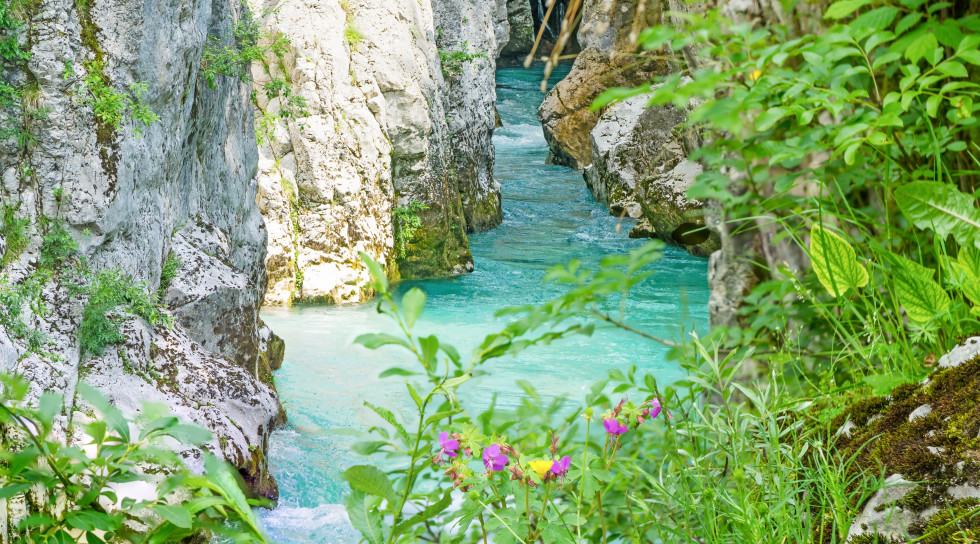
[255,66,711,542]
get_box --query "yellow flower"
[528,459,552,480]
[748,69,763,81]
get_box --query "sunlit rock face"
[536,0,665,170]
[0,0,281,502]
[254,0,511,303]
[584,92,720,257]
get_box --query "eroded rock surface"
[584,93,719,256]
[537,0,666,169]
[0,0,281,505]
[254,0,509,303]
[833,337,980,543]
[500,0,535,59]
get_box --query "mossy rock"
[834,343,980,542]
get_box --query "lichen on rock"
[832,337,980,542]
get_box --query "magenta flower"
[435,431,459,463]
[603,417,628,435]
[550,456,571,480]
[649,398,673,421]
[482,444,509,472]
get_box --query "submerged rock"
[833,337,980,542]
[584,92,719,256]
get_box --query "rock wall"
[500,0,535,60]
[0,0,281,501]
[584,92,719,256]
[255,0,510,304]
[537,0,665,170]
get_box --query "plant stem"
[597,491,608,544]
[576,417,592,543]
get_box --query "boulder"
[584,93,719,256]
[500,0,535,59]
[834,337,980,543]
[536,0,666,169]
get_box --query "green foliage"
[0,375,269,543]
[438,42,486,77]
[78,60,159,136]
[345,247,886,544]
[79,269,172,357]
[200,7,307,142]
[600,0,980,383]
[1,203,30,267]
[0,1,41,146]
[344,23,365,51]
[392,201,428,258]
[158,252,180,297]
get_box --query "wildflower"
[529,459,553,480]
[550,456,571,481]
[603,417,628,436]
[748,69,762,81]
[434,431,459,464]
[482,444,508,472]
[648,398,673,421]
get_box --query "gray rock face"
[537,0,665,169]
[839,337,980,542]
[254,0,507,303]
[0,0,280,498]
[584,92,719,256]
[500,0,535,59]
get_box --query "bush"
[0,374,269,543]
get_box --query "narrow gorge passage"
[256,65,710,542]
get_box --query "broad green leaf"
[937,60,969,78]
[0,484,30,500]
[202,454,257,527]
[153,504,193,529]
[364,402,410,445]
[825,0,872,19]
[401,287,426,329]
[591,84,651,110]
[66,510,118,531]
[161,423,212,445]
[76,382,130,442]
[342,465,399,505]
[377,367,418,378]
[894,181,980,248]
[346,489,385,544]
[393,489,452,537]
[755,107,789,131]
[38,392,62,428]
[891,257,950,323]
[359,251,388,294]
[906,32,938,64]
[354,333,410,350]
[809,225,869,296]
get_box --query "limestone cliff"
[584,92,719,256]
[0,0,281,503]
[255,0,510,305]
[537,0,664,170]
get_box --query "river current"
[256,66,710,542]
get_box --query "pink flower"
[603,417,627,436]
[550,456,571,481]
[649,398,673,421]
[434,431,459,464]
[482,444,509,472]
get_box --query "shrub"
[0,374,269,543]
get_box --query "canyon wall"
[255,0,512,305]
[536,0,717,256]
[0,0,282,515]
